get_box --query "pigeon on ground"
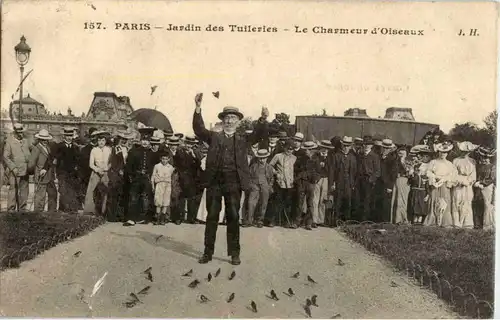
[291,272,300,278]
[143,267,152,274]
[188,279,200,288]
[306,298,312,307]
[338,259,345,266]
[151,85,158,95]
[182,269,193,277]
[288,288,295,296]
[304,305,312,318]
[73,251,82,257]
[155,235,163,242]
[250,301,258,313]
[229,270,236,280]
[212,91,220,99]
[207,273,212,282]
[307,275,317,284]
[227,292,235,303]
[311,294,318,306]
[391,281,399,287]
[200,294,210,303]
[137,286,151,295]
[270,289,279,300]
[215,268,221,277]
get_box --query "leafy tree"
[448,121,495,148]
[484,110,497,137]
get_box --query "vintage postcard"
[0,1,498,319]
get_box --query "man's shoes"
[175,220,182,225]
[231,255,241,265]
[305,225,312,230]
[123,220,135,226]
[198,254,212,264]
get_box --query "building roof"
[10,94,44,106]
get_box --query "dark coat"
[174,147,202,197]
[192,111,268,191]
[79,143,94,182]
[54,141,80,177]
[125,146,156,180]
[109,145,128,183]
[380,152,398,189]
[329,151,357,193]
[356,150,381,184]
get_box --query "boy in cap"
[244,149,275,228]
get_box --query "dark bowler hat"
[218,106,244,120]
[138,126,155,139]
[255,149,271,158]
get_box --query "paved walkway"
[0,223,457,318]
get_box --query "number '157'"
[84,22,104,30]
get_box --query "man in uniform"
[124,127,156,225]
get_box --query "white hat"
[435,141,454,153]
[292,132,305,142]
[457,141,478,152]
[301,141,318,150]
[35,129,53,140]
[340,136,354,145]
[381,139,395,149]
[153,129,165,139]
[91,130,109,137]
[255,149,271,158]
[13,123,25,132]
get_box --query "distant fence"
[339,220,494,319]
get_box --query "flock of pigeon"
[120,259,348,318]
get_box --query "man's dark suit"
[193,110,267,258]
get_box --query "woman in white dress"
[451,141,477,228]
[424,141,458,228]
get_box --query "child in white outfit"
[151,154,175,225]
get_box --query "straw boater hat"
[318,140,335,149]
[12,123,25,133]
[174,133,184,139]
[167,136,181,145]
[381,139,395,149]
[301,141,318,150]
[292,132,304,142]
[457,141,478,152]
[35,129,53,140]
[477,146,495,158]
[218,106,244,120]
[340,136,354,145]
[434,141,454,153]
[255,149,271,158]
[163,131,174,138]
[184,135,198,145]
[116,131,131,140]
[150,136,161,144]
[354,137,363,145]
[63,126,74,136]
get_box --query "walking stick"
[29,175,43,212]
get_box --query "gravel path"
[0,223,458,318]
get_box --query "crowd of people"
[1,107,496,232]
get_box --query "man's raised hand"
[195,93,203,113]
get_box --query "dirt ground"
[0,222,458,318]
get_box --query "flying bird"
[212,91,220,99]
[73,251,82,257]
[311,294,318,306]
[123,292,141,308]
[215,268,221,277]
[270,289,279,301]
[227,292,235,303]
[130,293,141,302]
[146,271,153,282]
[87,2,96,10]
[200,294,210,303]
[182,269,193,277]
[229,270,236,280]
[338,259,345,266]
[151,85,158,95]
[291,271,300,278]
[137,286,151,295]
[143,267,152,274]
[304,305,312,318]
[307,275,317,284]
[206,272,212,282]
[188,279,200,288]
[155,235,163,242]
[250,300,258,313]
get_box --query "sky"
[1,1,497,134]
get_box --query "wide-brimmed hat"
[301,141,318,150]
[381,139,395,149]
[340,136,354,145]
[457,141,478,152]
[410,144,432,154]
[35,129,53,140]
[150,136,161,144]
[63,126,75,136]
[218,106,244,121]
[477,146,495,157]
[374,140,383,147]
[163,130,174,138]
[174,133,184,139]
[116,131,131,139]
[91,130,109,138]
[318,140,335,149]
[255,149,271,158]
[292,132,304,142]
[184,135,198,145]
[435,141,454,153]
[138,127,155,138]
[87,127,98,136]
[354,137,363,144]
[13,123,25,132]
[167,136,180,145]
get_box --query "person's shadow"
[109,229,231,263]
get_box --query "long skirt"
[423,185,453,227]
[196,189,245,223]
[482,184,495,231]
[451,185,474,228]
[391,177,410,224]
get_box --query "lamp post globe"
[14,35,31,66]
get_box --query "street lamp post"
[14,35,31,124]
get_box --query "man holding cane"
[193,93,268,265]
